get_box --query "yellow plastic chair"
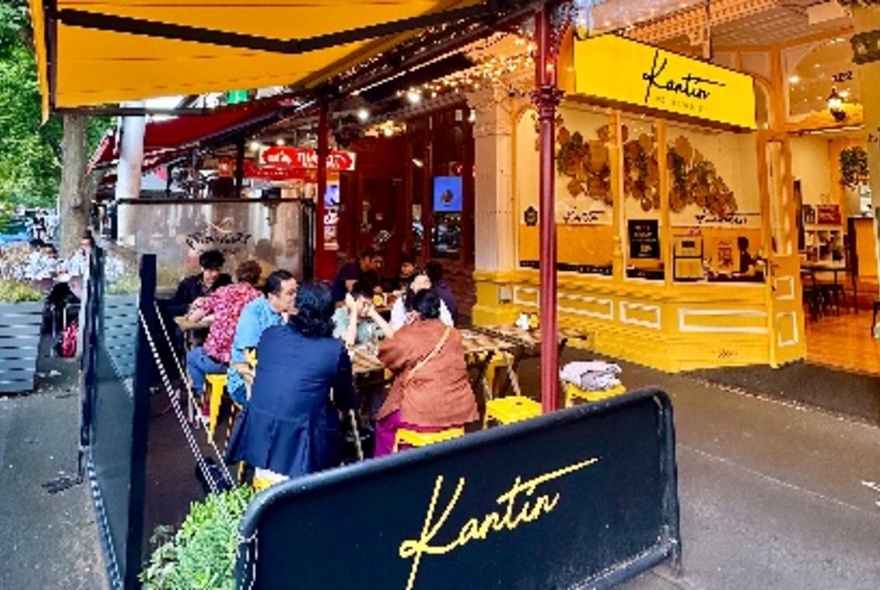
[484,396,542,427]
[564,383,627,408]
[393,427,464,453]
[204,373,228,439]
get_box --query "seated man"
[331,247,384,303]
[185,261,262,406]
[226,269,298,405]
[396,253,416,292]
[169,249,233,317]
[426,260,457,323]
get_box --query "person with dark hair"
[331,247,384,303]
[226,269,298,404]
[226,281,356,481]
[169,249,233,316]
[374,289,478,456]
[331,280,394,346]
[185,260,262,406]
[389,269,453,330]
[397,253,416,291]
[425,260,457,322]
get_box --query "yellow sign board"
[571,35,756,130]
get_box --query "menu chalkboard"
[629,219,660,259]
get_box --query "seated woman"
[374,290,478,457]
[225,281,355,481]
[388,269,454,331]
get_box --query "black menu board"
[628,219,660,259]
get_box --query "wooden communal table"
[349,328,518,400]
[466,325,592,398]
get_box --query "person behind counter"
[374,289,478,456]
[169,249,233,316]
[225,281,355,481]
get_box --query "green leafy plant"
[141,486,255,590]
[0,279,43,303]
[840,146,869,189]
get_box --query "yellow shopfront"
[472,35,805,372]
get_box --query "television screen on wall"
[433,176,463,213]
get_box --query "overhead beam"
[55,4,489,54]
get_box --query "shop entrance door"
[762,138,806,366]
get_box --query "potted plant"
[141,486,255,590]
[0,279,46,394]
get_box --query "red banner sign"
[259,146,356,171]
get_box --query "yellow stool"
[564,383,627,407]
[485,396,542,427]
[204,373,228,439]
[252,471,287,492]
[393,427,464,452]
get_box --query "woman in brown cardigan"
[373,289,478,456]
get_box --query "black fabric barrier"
[237,387,681,590]
[83,249,156,589]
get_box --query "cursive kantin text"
[398,456,600,590]
[642,49,725,105]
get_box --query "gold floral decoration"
[666,136,738,217]
[555,125,612,205]
[621,125,660,212]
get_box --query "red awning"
[87,100,292,172]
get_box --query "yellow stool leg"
[207,380,223,439]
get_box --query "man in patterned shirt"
[186,260,262,397]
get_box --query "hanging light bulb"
[356,108,370,122]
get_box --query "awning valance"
[28,0,489,115]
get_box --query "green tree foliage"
[0,0,109,210]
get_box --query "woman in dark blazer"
[226,281,355,479]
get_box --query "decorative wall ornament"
[622,126,660,211]
[666,136,738,217]
[840,145,869,188]
[555,124,612,204]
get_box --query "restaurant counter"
[472,268,777,373]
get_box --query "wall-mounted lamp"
[828,87,846,122]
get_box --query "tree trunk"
[57,113,92,254]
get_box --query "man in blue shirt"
[227,269,298,404]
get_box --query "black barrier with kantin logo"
[236,388,681,589]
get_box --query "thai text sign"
[573,35,756,130]
[259,146,356,171]
[236,388,681,590]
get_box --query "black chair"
[801,271,823,323]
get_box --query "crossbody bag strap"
[404,327,452,384]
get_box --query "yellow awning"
[29,0,484,116]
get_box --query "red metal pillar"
[316,101,331,280]
[533,6,563,414]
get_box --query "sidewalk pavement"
[0,386,107,590]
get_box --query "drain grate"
[42,474,81,494]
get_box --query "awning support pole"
[234,138,245,198]
[316,101,330,280]
[532,6,563,414]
